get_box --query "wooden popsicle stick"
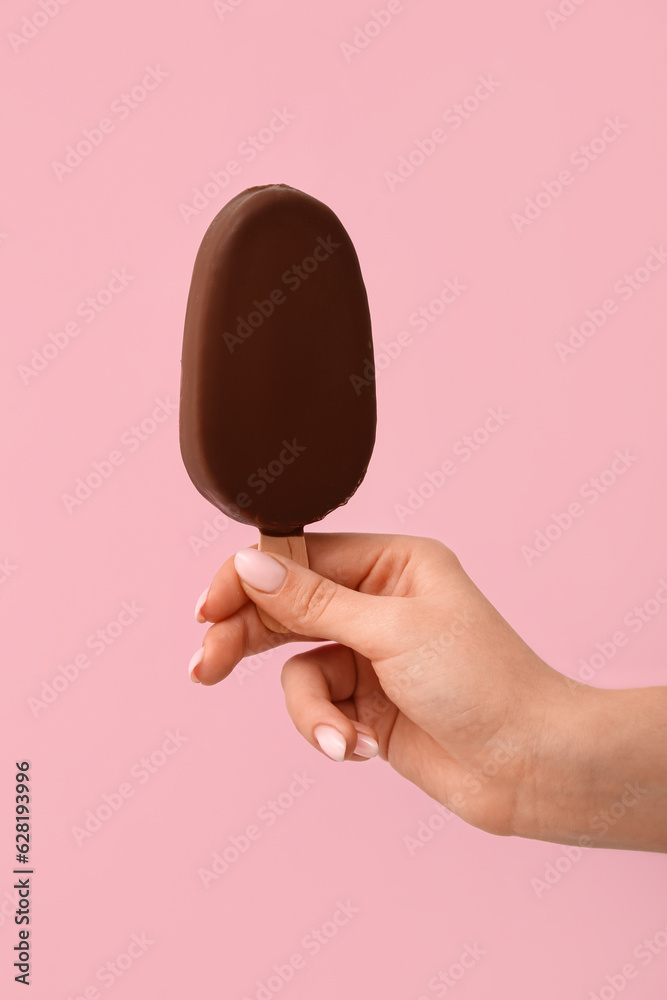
[256,531,309,633]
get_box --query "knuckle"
[401,533,458,560]
[295,575,338,628]
[423,536,460,567]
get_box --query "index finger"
[200,531,409,623]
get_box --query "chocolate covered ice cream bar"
[180,184,376,630]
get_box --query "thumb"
[233,546,400,659]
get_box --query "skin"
[192,532,667,852]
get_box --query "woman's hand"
[189,532,667,851]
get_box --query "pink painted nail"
[188,647,204,683]
[354,733,379,759]
[194,588,209,623]
[314,725,346,762]
[234,548,287,593]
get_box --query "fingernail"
[188,647,204,683]
[354,733,379,759]
[314,724,347,762]
[234,548,287,593]
[194,587,209,624]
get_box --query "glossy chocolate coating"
[179,184,376,536]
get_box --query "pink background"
[3,1,667,997]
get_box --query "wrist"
[514,679,667,851]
